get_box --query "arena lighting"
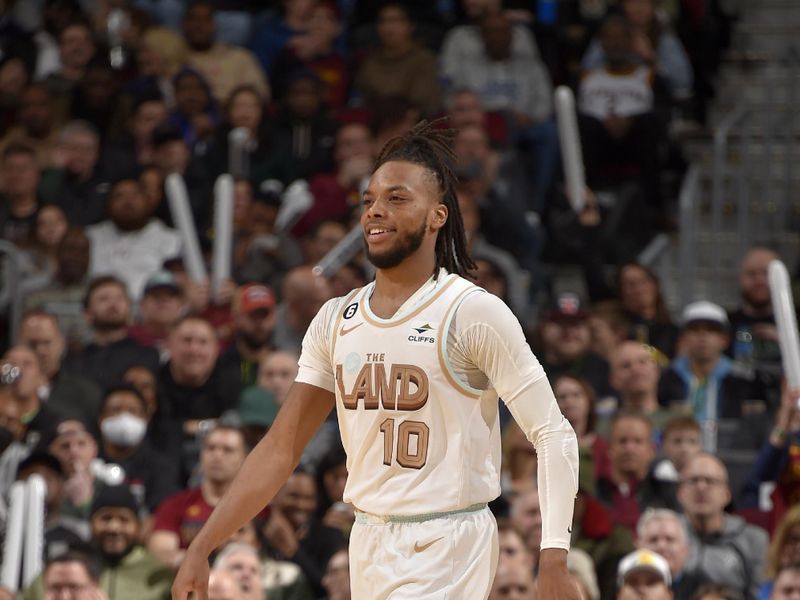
[555,86,586,213]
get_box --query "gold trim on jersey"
[358,275,459,328]
[437,285,484,400]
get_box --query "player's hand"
[536,549,581,600]
[171,545,210,600]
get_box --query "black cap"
[16,451,65,479]
[90,485,140,517]
[544,292,588,322]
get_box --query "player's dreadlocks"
[373,119,477,279]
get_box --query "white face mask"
[100,413,147,447]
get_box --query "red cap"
[237,284,276,314]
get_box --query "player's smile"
[365,222,396,244]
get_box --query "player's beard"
[365,220,427,270]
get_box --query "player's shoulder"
[316,286,367,324]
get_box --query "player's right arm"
[172,382,335,599]
[172,297,342,600]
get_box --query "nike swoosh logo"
[568,526,573,534]
[414,537,443,553]
[340,323,364,336]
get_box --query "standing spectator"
[89,485,174,600]
[616,549,673,600]
[659,301,769,450]
[355,3,441,116]
[727,246,782,397]
[23,228,92,352]
[97,384,179,513]
[127,270,186,351]
[148,426,248,569]
[262,469,344,596]
[184,1,269,105]
[271,267,332,355]
[86,177,181,300]
[17,310,101,424]
[617,262,678,359]
[637,508,710,598]
[40,120,110,226]
[597,414,674,535]
[217,284,277,403]
[0,143,41,244]
[64,275,160,390]
[582,0,693,99]
[678,453,768,600]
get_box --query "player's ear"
[430,202,448,231]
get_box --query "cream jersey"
[297,270,578,550]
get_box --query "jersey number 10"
[379,418,430,469]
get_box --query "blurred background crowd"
[0,0,797,598]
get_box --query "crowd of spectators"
[1,1,791,600]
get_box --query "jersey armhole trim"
[437,287,485,399]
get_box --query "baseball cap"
[617,549,672,588]
[143,270,181,295]
[16,450,65,479]
[236,284,276,315]
[545,292,588,321]
[238,386,279,427]
[90,484,140,517]
[681,301,729,330]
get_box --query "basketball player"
[172,122,580,599]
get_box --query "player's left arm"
[454,292,580,595]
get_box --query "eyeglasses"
[682,475,727,487]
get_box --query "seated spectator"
[89,485,173,600]
[770,565,800,600]
[149,426,247,569]
[741,387,800,522]
[169,67,219,151]
[97,384,179,513]
[3,346,63,447]
[537,294,613,399]
[213,543,265,600]
[262,468,345,596]
[637,508,710,598]
[39,120,110,227]
[678,453,768,600]
[64,275,159,390]
[122,365,159,419]
[16,451,89,551]
[588,301,632,362]
[127,27,188,109]
[104,94,169,177]
[321,548,350,600]
[86,177,181,300]
[23,228,92,351]
[293,122,374,238]
[488,560,537,599]
[17,310,101,424]
[605,341,672,435]
[567,548,601,600]
[582,0,693,99]
[694,585,746,600]
[266,70,337,185]
[442,10,558,207]
[0,379,25,496]
[301,220,347,266]
[39,550,105,600]
[552,374,610,480]
[236,387,278,452]
[128,270,185,352]
[272,267,332,355]
[183,1,269,105]
[44,19,95,99]
[0,143,41,245]
[617,262,678,359]
[510,487,542,570]
[578,14,666,217]
[66,55,128,143]
[355,3,440,116]
[761,506,800,600]
[270,2,348,111]
[0,83,61,169]
[659,301,770,451]
[497,518,535,573]
[727,246,782,403]
[651,416,702,486]
[17,205,68,298]
[248,0,316,77]
[257,350,298,408]
[598,413,677,535]
[218,285,277,403]
[155,317,234,467]
[500,420,536,494]
[616,548,673,600]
